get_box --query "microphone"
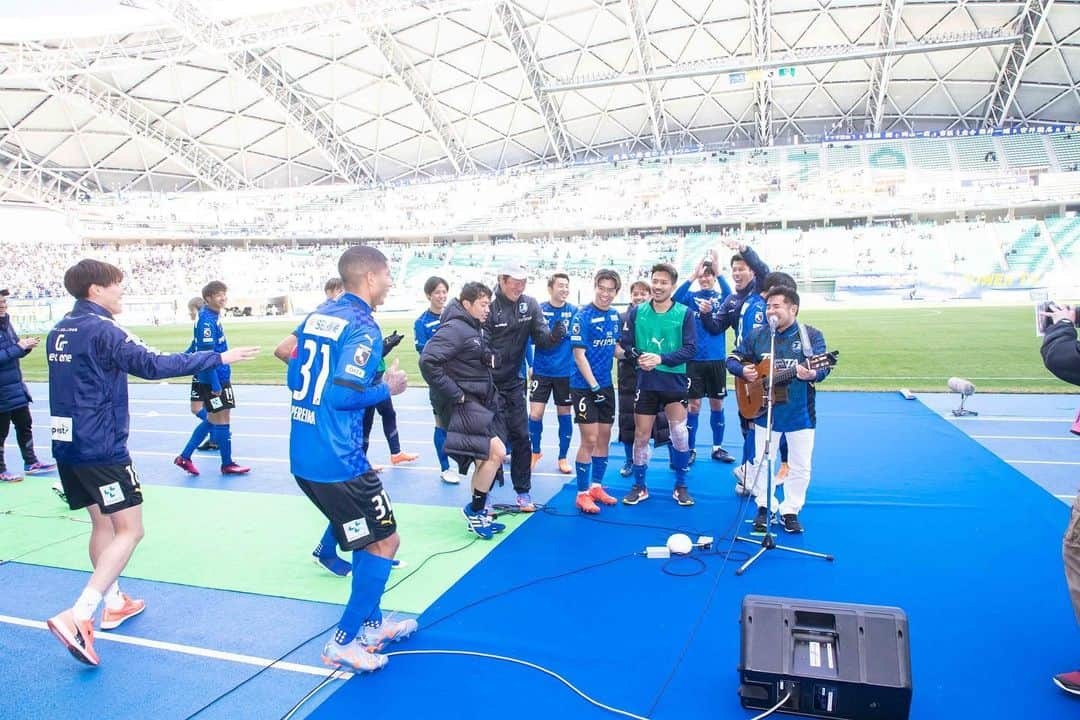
[947,377,975,397]
[768,314,778,330]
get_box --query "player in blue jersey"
[528,273,577,475]
[360,311,415,469]
[673,249,734,465]
[569,269,623,514]
[183,296,218,454]
[414,276,457,484]
[727,286,830,535]
[619,263,697,507]
[174,281,249,476]
[289,246,416,673]
[45,259,258,667]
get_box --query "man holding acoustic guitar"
[726,286,838,535]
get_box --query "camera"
[1036,301,1080,335]
[702,259,714,275]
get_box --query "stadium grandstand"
[2,2,1080,720]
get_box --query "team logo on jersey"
[518,302,527,314]
[100,482,125,507]
[572,322,581,336]
[203,327,213,339]
[792,340,802,353]
[754,311,764,324]
[353,345,372,366]
[342,517,370,543]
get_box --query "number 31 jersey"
[288,293,389,483]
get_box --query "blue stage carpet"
[308,393,1077,719]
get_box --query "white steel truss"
[362,24,477,175]
[983,0,1056,128]
[865,0,905,134]
[750,0,773,147]
[495,1,574,163]
[46,75,248,192]
[0,133,98,206]
[623,0,667,151]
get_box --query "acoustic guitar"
[734,351,840,420]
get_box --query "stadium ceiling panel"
[1,0,1079,205]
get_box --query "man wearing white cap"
[484,261,566,511]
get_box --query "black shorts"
[687,360,728,400]
[296,472,397,552]
[529,375,572,406]
[58,462,143,514]
[634,388,688,416]
[190,382,236,414]
[571,387,616,425]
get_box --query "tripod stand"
[734,320,834,576]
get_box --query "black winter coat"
[420,300,504,462]
[0,315,32,413]
[1041,320,1080,387]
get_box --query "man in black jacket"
[484,261,565,511]
[0,289,55,482]
[1042,304,1080,698]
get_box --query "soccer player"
[182,296,217,454]
[361,319,414,467]
[0,289,55,481]
[726,286,830,534]
[484,261,565,512]
[414,276,457,484]
[46,259,258,666]
[619,263,697,507]
[528,273,577,475]
[174,281,249,476]
[673,250,734,464]
[569,270,622,514]
[289,246,416,672]
[616,281,670,477]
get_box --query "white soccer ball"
[667,533,693,555]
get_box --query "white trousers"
[747,427,815,516]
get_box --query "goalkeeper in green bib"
[619,262,698,506]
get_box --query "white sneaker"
[440,469,461,484]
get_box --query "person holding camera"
[0,289,55,482]
[420,282,507,540]
[1041,302,1080,697]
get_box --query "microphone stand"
[734,319,834,576]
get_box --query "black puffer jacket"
[420,299,503,461]
[1041,320,1080,387]
[0,315,31,413]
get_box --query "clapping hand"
[17,337,39,351]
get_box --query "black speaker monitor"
[739,595,912,720]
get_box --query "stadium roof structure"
[0,0,1077,207]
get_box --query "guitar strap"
[798,322,814,358]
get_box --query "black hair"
[766,286,800,307]
[202,280,227,300]
[459,281,492,303]
[762,271,797,293]
[547,272,570,289]
[338,245,388,288]
[324,277,344,295]
[64,259,123,300]
[650,263,678,283]
[594,268,621,292]
[424,275,449,297]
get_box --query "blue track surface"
[311,392,1078,719]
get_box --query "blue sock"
[711,410,725,446]
[528,418,543,454]
[671,447,691,487]
[434,427,449,472]
[181,420,211,459]
[632,463,647,486]
[334,552,393,645]
[315,524,338,559]
[686,411,699,450]
[557,414,573,459]
[623,442,633,464]
[591,456,608,485]
[742,426,756,465]
[575,461,591,492]
[780,434,789,463]
[212,424,233,466]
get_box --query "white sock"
[104,581,125,611]
[72,587,103,622]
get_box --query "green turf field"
[14,305,1076,393]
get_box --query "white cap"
[497,260,528,280]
